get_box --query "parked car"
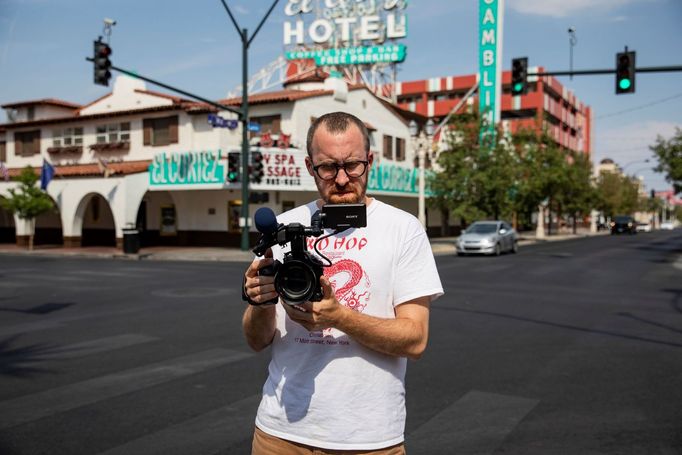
[456,221,518,256]
[660,221,676,230]
[610,215,637,235]
[636,222,652,232]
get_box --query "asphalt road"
[0,230,681,454]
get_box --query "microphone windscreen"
[254,207,278,234]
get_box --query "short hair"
[306,112,370,158]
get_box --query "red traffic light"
[93,39,112,86]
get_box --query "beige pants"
[252,427,406,455]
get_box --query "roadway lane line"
[32,334,159,360]
[407,390,538,454]
[0,348,253,430]
[96,394,261,455]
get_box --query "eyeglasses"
[312,160,369,181]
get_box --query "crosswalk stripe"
[0,348,253,430]
[407,390,538,454]
[35,334,159,360]
[96,394,261,455]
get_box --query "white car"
[636,222,652,232]
[660,221,676,230]
[456,221,518,256]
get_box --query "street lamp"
[409,118,435,227]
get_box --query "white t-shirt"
[255,199,444,450]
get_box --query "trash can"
[122,229,140,254]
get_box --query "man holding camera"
[242,111,443,454]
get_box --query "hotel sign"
[283,0,408,67]
[286,44,406,66]
[149,150,226,186]
[478,0,504,144]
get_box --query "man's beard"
[323,183,366,204]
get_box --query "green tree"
[0,166,55,250]
[558,151,597,234]
[595,171,639,218]
[429,112,523,226]
[650,127,682,193]
[511,129,573,233]
[428,112,487,227]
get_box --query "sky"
[0,0,680,191]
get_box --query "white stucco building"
[0,75,434,249]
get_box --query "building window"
[14,130,41,156]
[383,134,393,160]
[96,122,130,144]
[143,116,178,147]
[27,106,35,121]
[52,127,84,147]
[396,137,406,161]
[0,141,6,162]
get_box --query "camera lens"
[276,260,316,304]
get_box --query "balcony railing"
[89,141,130,152]
[47,145,83,154]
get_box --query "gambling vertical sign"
[478,0,504,144]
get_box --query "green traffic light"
[619,78,631,90]
[513,82,523,93]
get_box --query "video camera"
[252,204,367,305]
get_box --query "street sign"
[478,0,505,145]
[207,114,238,129]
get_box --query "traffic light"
[93,39,112,86]
[250,151,264,184]
[511,57,528,96]
[616,50,636,94]
[227,152,240,183]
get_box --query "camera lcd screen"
[321,204,367,229]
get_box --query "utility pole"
[220,0,280,251]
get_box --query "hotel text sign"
[283,0,408,66]
[149,151,225,186]
[478,0,504,143]
[286,44,406,66]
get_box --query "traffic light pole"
[220,0,280,251]
[529,65,682,77]
[85,60,243,116]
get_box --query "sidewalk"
[0,229,607,262]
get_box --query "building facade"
[394,68,593,155]
[0,75,430,249]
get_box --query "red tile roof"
[0,104,211,129]
[6,160,152,178]
[218,89,333,106]
[1,98,82,109]
[134,89,189,104]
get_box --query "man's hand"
[242,249,277,352]
[243,249,278,305]
[283,274,430,359]
[281,275,345,332]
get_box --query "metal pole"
[418,139,426,227]
[88,61,242,116]
[240,28,250,251]
[530,65,682,77]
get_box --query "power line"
[596,92,682,120]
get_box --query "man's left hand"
[281,275,345,332]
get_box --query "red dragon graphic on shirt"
[321,259,371,338]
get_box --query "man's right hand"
[243,248,278,305]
